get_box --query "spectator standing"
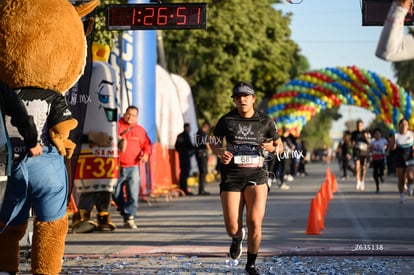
[175,123,195,195]
[369,128,388,193]
[297,139,308,177]
[375,0,413,184]
[113,106,152,229]
[281,128,295,182]
[195,121,211,195]
[267,127,291,190]
[376,0,414,62]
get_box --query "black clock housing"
[106,3,207,30]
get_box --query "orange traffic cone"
[320,180,333,203]
[305,198,321,235]
[324,177,334,200]
[331,173,338,193]
[325,167,332,189]
[316,189,327,217]
[315,192,325,230]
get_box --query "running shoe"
[408,184,413,196]
[245,264,259,275]
[124,217,138,229]
[279,183,290,190]
[229,228,245,260]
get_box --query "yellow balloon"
[92,42,110,62]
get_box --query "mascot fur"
[0,0,99,274]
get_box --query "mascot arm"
[48,94,78,158]
[0,84,38,148]
[49,119,78,159]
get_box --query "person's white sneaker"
[279,183,291,190]
[408,184,413,196]
[400,193,405,204]
[124,219,137,229]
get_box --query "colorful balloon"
[268,66,411,134]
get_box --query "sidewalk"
[17,162,414,274]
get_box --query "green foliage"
[393,60,414,94]
[392,28,414,96]
[161,0,307,123]
[300,108,340,151]
[93,0,127,48]
[366,119,392,138]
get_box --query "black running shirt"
[7,88,74,153]
[213,108,279,174]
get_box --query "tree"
[301,108,340,151]
[391,29,414,95]
[161,0,308,123]
[93,0,127,48]
[393,60,414,94]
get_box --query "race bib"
[234,155,259,164]
[356,142,368,152]
[233,155,263,168]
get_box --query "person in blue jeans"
[113,106,152,229]
[0,84,73,275]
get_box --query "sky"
[275,0,396,138]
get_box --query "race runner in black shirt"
[210,81,283,275]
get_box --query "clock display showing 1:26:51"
[106,3,207,30]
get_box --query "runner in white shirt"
[388,118,414,203]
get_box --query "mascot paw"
[72,220,98,234]
[97,211,116,232]
[49,118,78,157]
[65,140,77,159]
[72,210,97,233]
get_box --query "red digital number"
[176,7,187,25]
[196,7,201,24]
[157,7,168,25]
[131,8,137,26]
[189,7,201,24]
[143,7,155,25]
[106,4,206,30]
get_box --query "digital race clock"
[106,3,207,30]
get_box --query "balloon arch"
[268,65,413,136]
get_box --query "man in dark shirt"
[195,121,211,195]
[175,123,195,195]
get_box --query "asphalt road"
[16,161,414,274]
[56,161,414,257]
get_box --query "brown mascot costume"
[0,0,99,274]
